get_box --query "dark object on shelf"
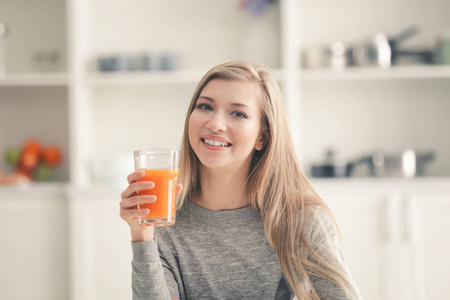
[97,56,134,72]
[357,150,435,178]
[346,26,435,68]
[98,54,178,72]
[311,163,354,178]
[388,26,434,65]
[311,149,354,178]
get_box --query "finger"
[121,181,155,199]
[120,195,157,209]
[175,184,183,197]
[120,208,150,221]
[127,170,146,184]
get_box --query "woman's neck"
[194,164,251,211]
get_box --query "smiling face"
[188,79,264,172]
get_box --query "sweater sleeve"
[131,240,180,300]
[304,206,361,300]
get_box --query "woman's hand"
[120,170,182,242]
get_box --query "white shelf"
[0,72,68,87]
[85,65,450,85]
[87,69,284,85]
[300,65,450,82]
[87,70,206,85]
[0,182,68,197]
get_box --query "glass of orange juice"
[133,149,180,226]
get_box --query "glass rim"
[133,148,180,156]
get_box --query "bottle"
[438,29,450,64]
[0,22,7,76]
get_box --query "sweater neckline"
[183,199,260,224]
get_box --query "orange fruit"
[23,139,41,156]
[20,151,39,170]
[42,146,62,166]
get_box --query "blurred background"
[1,0,449,299]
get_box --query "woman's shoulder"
[302,204,340,250]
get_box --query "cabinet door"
[0,192,68,300]
[69,190,132,300]
[320,191,386,300]
[417,192,450,300]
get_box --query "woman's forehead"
[199,79,262,106]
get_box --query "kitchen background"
[0,0,449,299]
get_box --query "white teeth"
[204,139,229,147]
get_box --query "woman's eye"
[196,103,212,110]
[232,111,247,119]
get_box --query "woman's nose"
[206,113,227,132]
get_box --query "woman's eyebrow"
[198,96,214,102]
[198,95,251,109]
[230,102,250,109]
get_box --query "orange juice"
[136,168,180,225]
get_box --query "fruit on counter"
[20,150,39,170]
[35,163,53,181]
[1,138,63,183]
[0,171,31,185]
[23,139,41,156]
[15,166,33,180]
[21,139,41,169]
[42,145,62,166]
[5,147,21,166]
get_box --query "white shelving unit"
[2,0,449,185]
[87,69,285,85]
[301,65,450,82]
[0,72,68,86]
[65,0,302,187]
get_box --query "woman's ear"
[255,132,267,151]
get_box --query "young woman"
[120,61,361,299]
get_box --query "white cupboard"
[314,179,450,300]
[67,187,133,300]
[0,186,68,300]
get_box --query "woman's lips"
[201,138,231,147]
[201,138,232,150]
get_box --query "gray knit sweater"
[131,201,360,300]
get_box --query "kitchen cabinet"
[67,187,133,300]
[416,190,450,300]
[63,179,450,300]
[0,185,68,300]
[313,178,450,300]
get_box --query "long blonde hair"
[178,61,357,299]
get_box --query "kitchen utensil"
[357,150,435,177]
[310,149,354,178]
